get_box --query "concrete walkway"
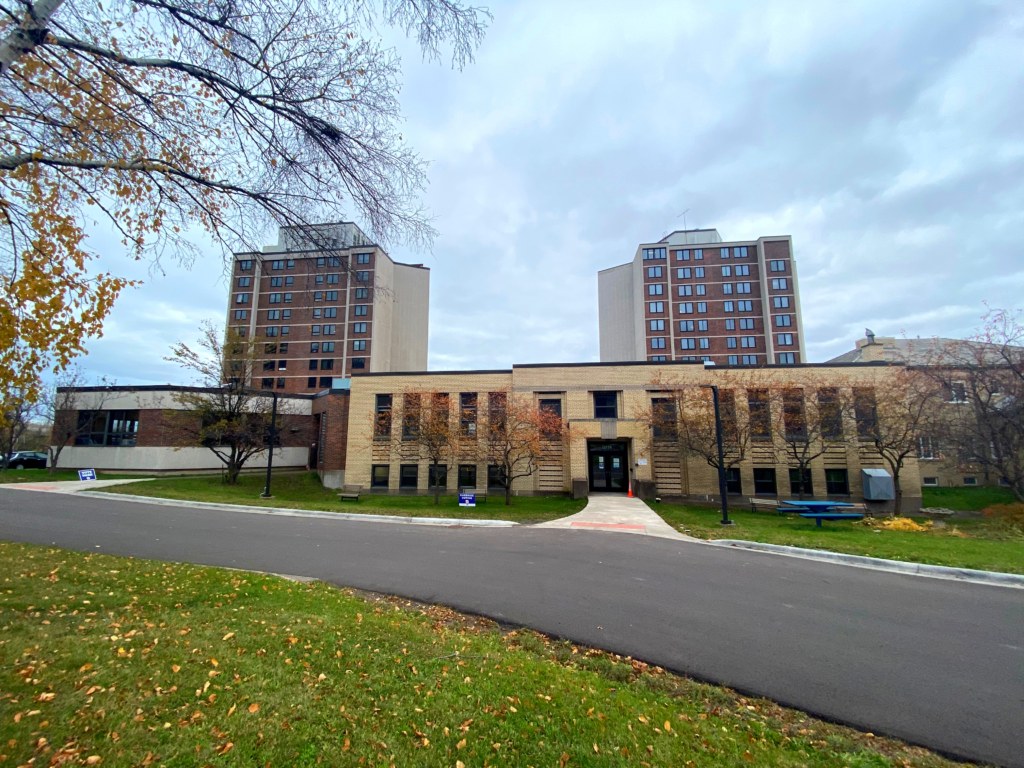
[1,478,153,494]
[533,493,688,540]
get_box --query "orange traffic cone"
[627,480,633,498]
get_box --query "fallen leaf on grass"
[456,739,466,750]
[248,703,259,714]
[171,665,180,673]
[227,704,236,716]
[222,632,235,641]
[216,742,234,755]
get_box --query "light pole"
[225,382,278,499]
[700,384,734,526]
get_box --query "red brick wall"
[311,391,350,471]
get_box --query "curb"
[709,539,1024,588]
[77,491,520,528]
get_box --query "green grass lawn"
[101,471,586,523]
[921,485,1018,511]
[0,469,138,484]
[0,541,970,768]
[653,503,1024,575]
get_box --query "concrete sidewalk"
[1,478,153,493]
[533,493,688,540]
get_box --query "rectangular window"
[355,287,368,299]
[648,283,664,296]
[238,260,253,271]
[697,319,708,331]
[647,266,663,278]
[735,246,748,258]
[357,253,371,264]
[74,409,140,447]
[351,357,365,369]
[308,359,318,370]
[353,322,367,333]
[428,464,448,489]
[310,342,320,353]
[651,337,666,349]
[726,337,737,349]
[720,247,730,259]
[677,249,690,261]
[307,376,317,388]
[356,271,370,282]
[772,278,789,290]
[286,260,294,269]
[777,333,794,346]
[854,388,878,439]
[736,282,751,294]
[322,325,336,335]
[458,464,477,489]
[693,249,703,260]
[314,291,323,302]
[723,301,734,312]
[237,276,251,288]
[695,284,706,296]
[277,360,287,371]
[649,302,664,313]
[261,378,273,389]
[818,388,843,440]
[679,320,694,332]
[235,293,250,304]
[399,465,418,488]
[725,468,742,495]
[323,307,337,318]
[740,336,756,348]
[371,465,390,487]
[775,314,792,327]
[825,469,849,495]
[354,305,368,316]
[650,319,665,331]
[375,394,392,437]
[723,283,733,295]
[285,276,293,286]
[642,247,667,259]
[315,275,324,285]
[265,326,279,337]
[728,355,738,365]
[269,293,281,304]
[778,352,796,364]
[694,267,705,278]
[233,309,248,320]
[721,266,732,277]
[697,303,707,313]
[325,291,338,301]
[488,465,507,489]
[276,377,285,389]
[269,310,281,320]
[923,476,939,487]
[774,296,790,308]
[734,264,750,276]
[279,342,288,352]
[748,389,770,440]
[741,354,758,365]
[319,376,332,387]
[594,392,618,419]
[460,393,478,437]
[263,360,275,371]
[680,338,696,350]
[270,276,283,287]
[680,356,697,361]
[917,436,940,460]
[677,268,691,279]
[327,273,340,284]
[699,338,709,349]
[770,260,786,272]
[738,301,753,311]
[402,393,421,440]
[320,359,334,371]
[725,319,735,330]
[353,340,366,351]
[678,285,692,297]
[651,355,667,361]
[789,468,813,496]
[321,342,334,352]
[271,260,284,270]
[739,318,755,330]
[311,325,320,336]
[753,468,777,495]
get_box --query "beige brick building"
[343,359,921,511]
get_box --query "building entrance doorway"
[588,440,629,492]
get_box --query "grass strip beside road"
[0,541,971,768]
[921,485,1018,511]
[99,471,585,523]
[653,503,1024,575]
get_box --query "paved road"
[1,489,1021,768]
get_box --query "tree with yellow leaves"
[0,0,489,412]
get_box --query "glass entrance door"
[588,442,628,492]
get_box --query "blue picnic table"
[777,500,864,527]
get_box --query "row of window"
[642,247,667,260]
[237,254,372,271]
[657,318,757,332]
[374,392,563,441]
[649,300,770,314]
[716,467,851,496]
[648,353,794,365]
[371,463,509,490]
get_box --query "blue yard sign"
[458,492,476,507]
[77,469,97,481]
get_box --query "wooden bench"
[798,512,865,528]
[749,497,778,513]
[337,493,360,502]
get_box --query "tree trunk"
[893,473,902,517]
[432,460,440,505]
[505,482,512,506]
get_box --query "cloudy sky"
[80,0,1024,384]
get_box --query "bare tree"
[924,309,1024,502]
[0,0,490,405]
[41,366,115,473]
[856,367,944,515]
[765,374,855,500]
[485,389,566,506]
[0,384,40,470]
[166,321,303,484]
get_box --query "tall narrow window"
[747,389,770,441]
[782,389,807,441]
[375,394,392,438]
[488,391,507,437]
[402,393,421,440]
[854,388,878,439]
[460,393,478,437]
[818,388,843,440]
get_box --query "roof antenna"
[676,208,690,231]
[866,328,876,344]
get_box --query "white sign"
[636,459,648,466]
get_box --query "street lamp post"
[700,384,734,526]
[225,382,278,499]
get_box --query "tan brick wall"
[341,362,924,508]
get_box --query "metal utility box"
[862,468,895,500]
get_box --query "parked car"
[6,451,48,470]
